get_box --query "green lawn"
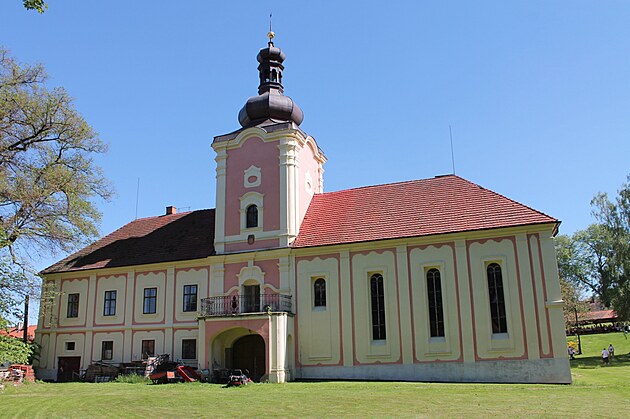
[2,333,630,418]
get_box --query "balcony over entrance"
[199,294,292,317]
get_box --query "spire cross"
[267,13,275,45]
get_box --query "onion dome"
[238,33,304,128]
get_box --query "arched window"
[427,268,445,337]
[370,273,386,340]
[487,263,508,334]
[314,278,326,307]
[246,204,258,228]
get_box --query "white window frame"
[239,192,264,232]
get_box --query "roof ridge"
[294,175,558,248]
[111,207,215,229]
[315,174,460,196]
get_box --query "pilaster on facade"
[210,262,225,296]
[339,250,354,367]
[83,330,93,365]
[278,137,299,247]
[515,234,540,360]
[538,232,565,359]
[124,270,135,329]
[454,239,474,363]
[278,256,291,293]
[213,147,228,254]
[395,245,413,364]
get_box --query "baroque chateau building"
[35,35,571,384]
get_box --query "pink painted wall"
[297,142,321,227]
[224,136,280,236]
[256,259,280,289]
[224,238,280,253]
[224,262,246,292]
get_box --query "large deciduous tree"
[0,46,111,358]
[556,175,630,322]
[1,47,112,262]
[591,175,630,321]
[555,235,590,329]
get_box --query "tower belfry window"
[246,205,258,228]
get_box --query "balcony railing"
[199,294,292,317]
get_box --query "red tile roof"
[41,176,557,274]
[581,310,617,322]
[42,209,215,274]
[293,175,558,248]
[0,325,37,342]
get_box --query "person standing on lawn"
[602,347,610,365]
[608,344,615,360]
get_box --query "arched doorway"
[232,334,265,382]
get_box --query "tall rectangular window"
[143,287,157,314]
[183,285,198,312]
[427,269,445,337]
[67,293,79,318]
[313,278,326,307]
[103,290,117,316]
[487,263,508,334]
[141,339,155,359]
[181,339,197,359]
[370,273,386,340]
[101,341,113,360]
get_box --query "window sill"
[491,332,510,340]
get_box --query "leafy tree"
[555,235,591,329]
[0,257,33,364]
[591,175,630,321]
[1,47,112,263]
[556,175,630,322]
[1,46,111,349]
[558,225,616,303]
[23,0,47,13]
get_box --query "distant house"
[34,36,572,384]
[1,325,36,343]
[581,310,617,325]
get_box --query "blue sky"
[1,0,629,274]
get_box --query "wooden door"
[57,356,81,382]
[243,285,260,313]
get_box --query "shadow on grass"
[571,353,630,369]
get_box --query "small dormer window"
[246,205,258,228]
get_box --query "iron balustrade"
[199,294,292,317]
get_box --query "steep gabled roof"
[293,175,558,248]
[41,209,215,274]
[41,176,557,274]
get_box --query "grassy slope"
[2,333,630,418]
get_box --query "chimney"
[165,206,177,215]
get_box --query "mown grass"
[2,333,630,418]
